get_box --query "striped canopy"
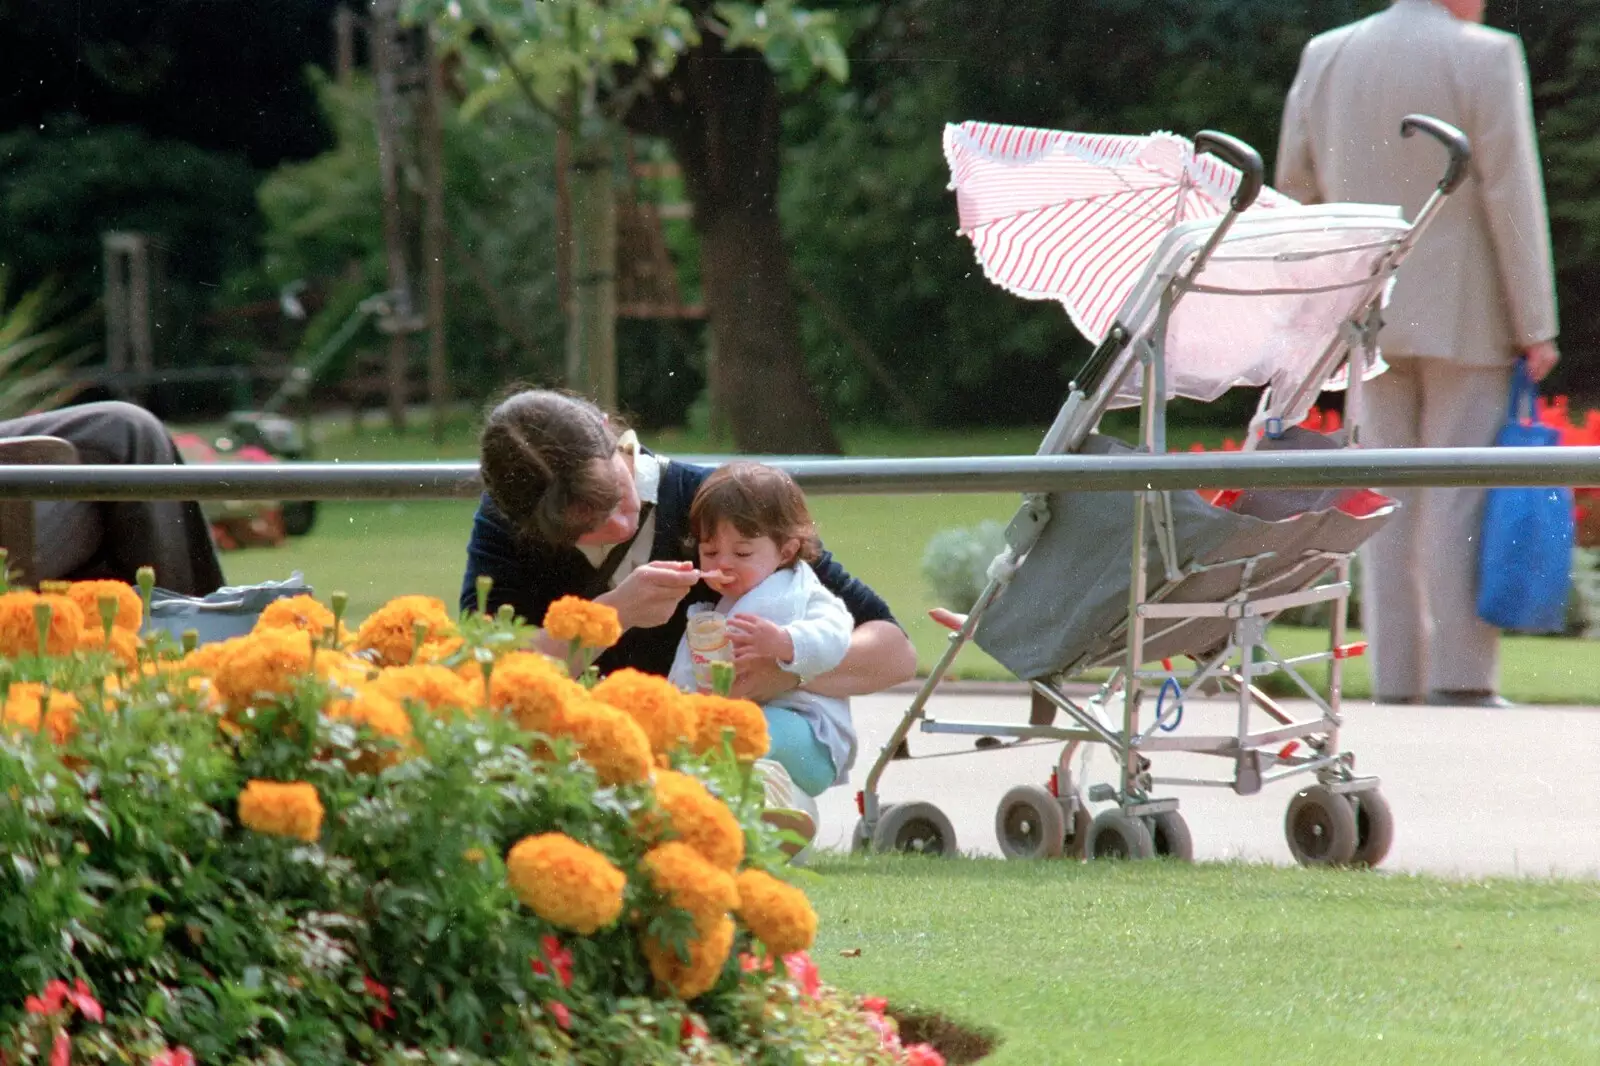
[944,121,1296,343]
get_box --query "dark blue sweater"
[460,459,898,677]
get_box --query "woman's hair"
[686,461,821,566]
[478,388,626,547]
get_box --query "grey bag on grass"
[142,572,314,645]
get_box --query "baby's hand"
[726,613,795,665]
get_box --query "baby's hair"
[687,461,821,566]
[478,387,628,547]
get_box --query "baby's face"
[697,521,790,601]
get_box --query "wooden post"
[127,234,153,373]
[103,236,127,373]
[565,127,617,409]
[371,0,411,433]
[334,5,357,84]
[705,325,727,442]
[422,33,449,444]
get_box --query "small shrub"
[921,521,1008,612]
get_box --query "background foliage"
[0,0,1594,431]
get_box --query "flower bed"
[0,566,948,1065]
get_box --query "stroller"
[857,116,1471,867]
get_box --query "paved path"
[815,685,1600,879]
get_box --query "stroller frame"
[859,118,1472,865]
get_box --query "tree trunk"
[646,48,840,455]
[565,131,618,411]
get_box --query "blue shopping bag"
[1476,361,1574,633]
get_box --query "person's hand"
[1523,340,1560,382]
[928,607,967,632]
[596,560,699,630]
[730,655,800,704]
[727,613,795,664]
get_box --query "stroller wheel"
[871,801,958,858]
[995,785,1065,860]
[1146,809,1194,862]
[1087,809,1155,861]
[1345,787,1394,868]
[1284,785,1358,866]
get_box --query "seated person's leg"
[763,706,837,798]
[33,501,106,582]
[9,402,225,596]
[755,707,837,859]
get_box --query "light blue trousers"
[765,707,837,798]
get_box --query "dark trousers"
[1,402,225,596]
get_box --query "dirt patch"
[888,1008,998,1064]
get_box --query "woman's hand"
[596,560,700,630]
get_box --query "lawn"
[211,413,1600,704]
[808,854,1600,1065]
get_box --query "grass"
[807,854,1600,1065]
[206,412,1600,703]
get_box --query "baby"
[667,461,855,854]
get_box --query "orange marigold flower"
[2,683,83,744]
[76,626,140,668]
[592,668,698,755]
[0,592,41,658]
[254,595,349,643]
[212,628,315,710]
[327,688,412,740]
[642,913,735,1001]
[641,841,740,920]
[542,596,622,650]
[413,634,465,664]
[0,592,84,658]
[326,688,412,770]
[370,664,474,714]
[36,594,84,655]
[734,869,817,958]
[504,833,626,935]
[314,653,378,690]
[687,694,770,761]
[557,701,654,786]
[650,769,744,871]
[488,652,583,735]
[352,595,457,667]
[177,636,247,678]
[237,780,324,842]
[64,580,143,633]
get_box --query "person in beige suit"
[1276,0,1560,708]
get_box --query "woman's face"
[573,449,641,547]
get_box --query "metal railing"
[0,447,1598,501]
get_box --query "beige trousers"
[1359,356,1512,697]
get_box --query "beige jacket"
[1276,0,1558,364]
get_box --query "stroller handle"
[1194,130,1264,212]
[1401,115,1471,194]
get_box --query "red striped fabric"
[945,121,1291,342]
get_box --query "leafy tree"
[408,0,853,453]
[0,120,262,370]
[1499,0,1600,396]
[0,0,337,168]
[243,71,567,402]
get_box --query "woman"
[460,389,917,711]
